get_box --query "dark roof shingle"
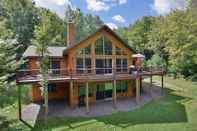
[23,46,67,57]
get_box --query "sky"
[33,0,188,29]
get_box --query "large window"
[116,58,128,72]
[116,47,127,56]
[76,45,91,74]
[49,60,60,75]
[77,45,91,55]
[115,46,128,73]
[95,36,112,55]
[79,84,94,97]
[48,83,57,93]
[96,83,113,100]
[76,58,91,74]
[95,37,112,74]
[96,59,112,74]
[20,60,29,70]
[78,84,94,106]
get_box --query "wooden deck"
[16,67,165,84]
[16,74,135,84]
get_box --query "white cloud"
[112,15,125,23]
[34,0,69,6]
[86,0,128,12]
[119,0,127,5]
[86,0,110,12]
[152,0,188,15]
[48,0,67,6]
[106,23,118,29]
[33,0,72,18]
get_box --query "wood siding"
[28,27,134,105]
[32,83,69,102]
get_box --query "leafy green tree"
[64,6,103,43]
[0,19,13,39]
[189,0,197,9]
[127,16,156,53]
[0,38,19,107]
[164,10,197,80]
[1,0,39,55]
[115,27,129,43]
[147,54,166,67]
[37,8,66,46]
[148,16,169,67]
[33,11,51,123]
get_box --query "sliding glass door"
[96,83,113,100]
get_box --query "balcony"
[16,67,165,84]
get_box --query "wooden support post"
[86,82,89,113]
[136,78,140,104]
[91,43,96,74]
[161,75,164,95]
[161,75,164,89]
[113,80,117,108]
[69,81,74,107]
[112,44,116,74]
[140,77,142,90]
[18,85,22,120]
[150,74,152,96]
[150,66,153,96]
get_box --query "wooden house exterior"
[17,24,138,109]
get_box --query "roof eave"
[63,25,134,55]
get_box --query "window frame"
[116,81,128,93]
[95,36,112,56]
[48,83,57,93]
[76,45,92,74]
[49,60,60,75]
[116,58,128,73]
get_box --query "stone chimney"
[67,21,76,46]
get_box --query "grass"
[0,76,197,131]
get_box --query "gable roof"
[23,45,67,58]
[23,25,133,57]
[63,25,133,54]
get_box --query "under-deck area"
[16,67,165,122]
[21,81,163,121]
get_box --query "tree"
[189,0,197,9]
[0,38,19,107]
[115,27,129,43]
[33,11,51,123]
[148,16,169,67]
[116,6,197,80]
[127,16,156,53]
[64,6,103,43]
[1,0,39,55]
[36,8,66,46]
[164,10,197,80]
[147,54,166,67]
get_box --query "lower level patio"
[21,81,163,123]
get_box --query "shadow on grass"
[0,115,15,131]
[96,88,189,128]
[31,85,190,130]
[0,115,29,131]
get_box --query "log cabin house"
[17,22,164,113]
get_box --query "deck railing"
[16,67,130,82]
[16,66,165,83]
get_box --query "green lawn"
[0,77,197,131]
